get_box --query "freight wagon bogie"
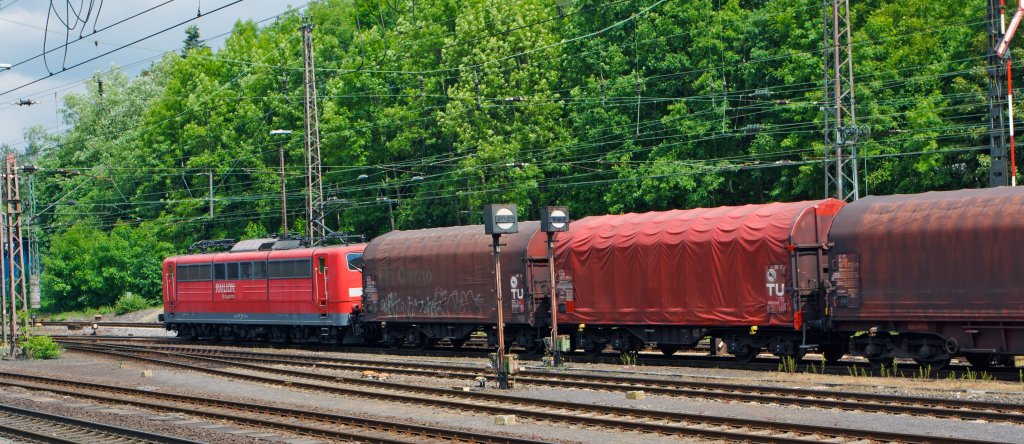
[845,330,957,370]
[365,320,550,354]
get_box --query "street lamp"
[270,130,293,237]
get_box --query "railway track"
[62,340,1024,425]
[60,340,1008,443]
[0,402,200,444]
[55,334,1024,382]
[0,370,550,444]
[42,322,166,329]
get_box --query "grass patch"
[40,307,116,322]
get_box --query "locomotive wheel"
[658,345,680,356]
[964,353,993,370]
[732,347,759,363]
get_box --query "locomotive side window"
[177,264,212,282]
[268,259,313,279]
[347,253,364,271]
[227,262,240,280]
[214,263,226,280]
[240,262,253,279]
[253,261,267,279]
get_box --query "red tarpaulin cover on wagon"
[547,199,844,327]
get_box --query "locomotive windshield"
[347,253,364,272]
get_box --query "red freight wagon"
[536,199,845,359]
[161,238,365,343]
[828,187,1024,368]
[360,222,550,351]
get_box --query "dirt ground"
[1,319,1024,443]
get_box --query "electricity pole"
[822,0,861,201]
[302,18,325,244]
[207,171,214,218]
[989,0,1011,187]
[271,130,293,237]
[3,154,27,356]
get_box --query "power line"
[0,0,246,99]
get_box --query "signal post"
[484,204,518,389]
[540,206,569,367]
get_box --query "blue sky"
[0,0,303,151]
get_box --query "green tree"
[182,24,209,57]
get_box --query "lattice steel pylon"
[3,154,27,355]
[302,19,325,245]
[822,0,860,201]
[988,0,1010,187]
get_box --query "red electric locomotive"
[161,238,365,343]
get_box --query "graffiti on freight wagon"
[374,287,487,318]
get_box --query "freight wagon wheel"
[412,334,434,351]
[582,341,605,357]
[732,347,759,364]
[820,344,846,364]
[386,337,403,350]
[523,341,546,356]
[867,357,895,371]
[913,357,950,372]
[964,353,993,370]
[658,345,679,356]
[449,338,466,350]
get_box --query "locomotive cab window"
[240,262,252,280]
[318,257,326,273]
[214,263,226,280]
[347,253,364,272]
[227,262,240,280]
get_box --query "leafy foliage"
[23,0,1015,311]
[42,223,174,311]
[21,335,62,359]
[114,292,152,315]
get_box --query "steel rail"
[0,372,548,444]
[41,322,165,329]
[0,402,202,443]
[56,333,1024,381]
[62,342,1005,444]
[74,340,1024,424]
